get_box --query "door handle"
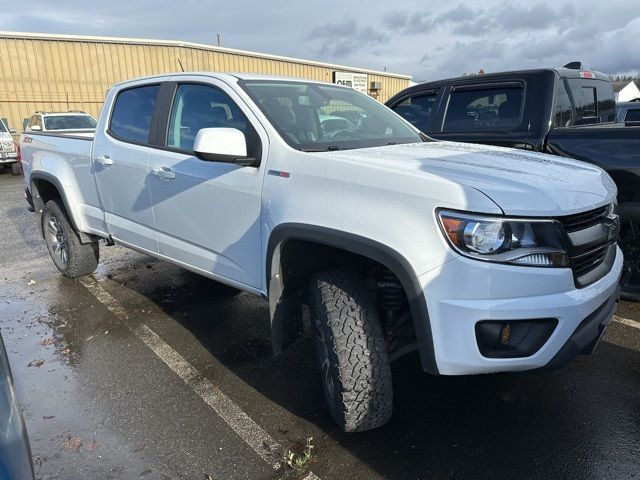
[151,167,176,180]
[95,155,113,166]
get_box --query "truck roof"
[112,72,342,89]
[409,67,611,91]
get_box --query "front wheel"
[42,199,99,278]
[308,268,393,432]
[618,202,640,301]
[10,162,21,176]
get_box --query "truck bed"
[20,131,105,236]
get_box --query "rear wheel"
[42,199,99,278]
[308,268,393,432]
[618,202,640,301]
[10,162,21,176]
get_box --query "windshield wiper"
[300,145,342,152]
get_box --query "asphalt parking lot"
[1,172,639,480]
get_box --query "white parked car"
[0,119,19,175]
[19,73,622,432]
[25,111,97,135]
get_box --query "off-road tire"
[10,162,21,176]
[618,202,640,301]
[42,199,99,278]
[308,268,393,432]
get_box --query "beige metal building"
[0,31,412,133]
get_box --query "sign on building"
[333,71,368,94]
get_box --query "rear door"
[92,82,162,252]
[430,81,529,148]
[147,77,267,289]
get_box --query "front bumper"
[0,151,17,164]
[419,246,623,375]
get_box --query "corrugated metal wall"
[0,33,411,134]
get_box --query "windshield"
[44,115,97,130]
[0,120,7,133]
[240,80,423,151]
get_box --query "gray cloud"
[305,19,390,59]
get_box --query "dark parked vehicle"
[616,100,640,123]
[0,331,35,479]
[387,64,640,299]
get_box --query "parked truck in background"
[20,73,622,432]
[387,64,640,300]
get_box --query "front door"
[92,83,162,252]
[147,79,266,289]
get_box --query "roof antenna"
[177,58,185,72]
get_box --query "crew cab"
[386,64,640,299]
[20,73,622,432]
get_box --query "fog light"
[476,319,558,358]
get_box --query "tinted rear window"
[109,85,160,143]
[443,85,523,132]
[566,79,616,125]
[44,115,97,130]
[392,93,437,132]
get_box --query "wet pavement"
[1,172,639,480]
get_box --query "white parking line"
[613,315,640,330]
[79,276,320,475]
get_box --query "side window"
[443,85,523,132]
[392,93,437,132]
[109,85,160,143]
[554,81,572,127]
[166,83,253,154]
[625,109,640,122]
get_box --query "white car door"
[92,83,161,253]
[147,78,267,290]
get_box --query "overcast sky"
[3,0,639,81]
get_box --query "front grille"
[558,205,609,232]
[572,244,610,277]
[556,205,616,287]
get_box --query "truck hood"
[320,141,616,216]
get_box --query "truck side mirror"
[30,125,41,132]
[9,128,16,134]
[193,128,256,167]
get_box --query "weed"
[285,437,313,473]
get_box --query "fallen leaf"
[63,436,82,452]
[27,359,45,368]
[61,348,71,355]
[38,338,56,346]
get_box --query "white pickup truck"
[20,73,622,432]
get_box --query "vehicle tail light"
[15,142,20,162]
[579,71,595,79]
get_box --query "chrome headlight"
[437,210,569,267]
